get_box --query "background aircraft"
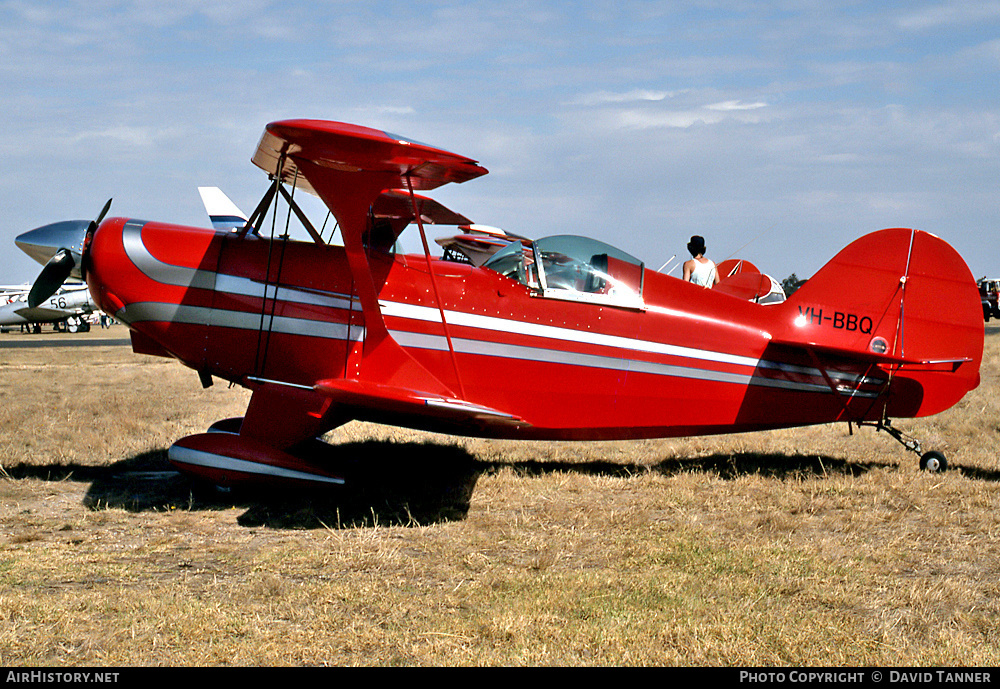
[0,282,95,332]
[198,186,249,232]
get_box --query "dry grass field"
[1,325,998,666]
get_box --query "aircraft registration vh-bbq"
[15,119,983,486]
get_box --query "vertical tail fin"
[780,228,982,417]
[198,187,248,232]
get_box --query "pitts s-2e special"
[15,120,983,486]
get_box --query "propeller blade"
[28,249,75,308]
[93,198,113,229]
[81,200,112,279]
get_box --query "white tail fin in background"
[198,187,247,232]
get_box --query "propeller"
[27,247,77,308]
[24,199,112,308]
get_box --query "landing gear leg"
[862,418,948,473]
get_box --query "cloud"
[71,126,162,148]
[351,105,417,117]
[897,1,1000,31]
[601,101,770,130]
[569,89,678,106]
[614,109,720,129]
[705,100,768,112]
[565,90,771,131]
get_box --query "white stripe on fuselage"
[119,220,874,392]
[379,300,762,369]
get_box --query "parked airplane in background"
[14,119,983,489]
[0,282,95,332]
[199,186,249,232]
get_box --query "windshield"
[482,240,538,287]
[484,234,644,307]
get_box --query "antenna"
[722,222,778,262]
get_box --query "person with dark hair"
[682,235,719,287]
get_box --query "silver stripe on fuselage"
[122,220,217,290]
[389,329,875,396]
[122,220,357,311]
[756,358,882,386]
[382,302,880,390]
[118,221,879,396]
[120,302,359,341]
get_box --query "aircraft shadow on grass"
[7,441,1000,529]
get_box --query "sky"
[1,0,998,285]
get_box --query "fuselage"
[85,217,900,441]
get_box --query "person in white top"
[682,235,720,288]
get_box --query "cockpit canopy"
[484,235,644,309]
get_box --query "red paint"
[77,120,982,485]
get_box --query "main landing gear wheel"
[919,451,947,473]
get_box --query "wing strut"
[237,174,325,247]
[276,181,325,245]
[239,174,280,238]
[254,158,291,378]
[291,158,458,399]
[405,174,466,399]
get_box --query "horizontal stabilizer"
[769,337,974,370]
[12,306,73,321]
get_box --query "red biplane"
[16,119,983,486]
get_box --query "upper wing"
[199,182,469,235]
[249,120,490,408]
[251,119,488,199]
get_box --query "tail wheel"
[919,450,947,473]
